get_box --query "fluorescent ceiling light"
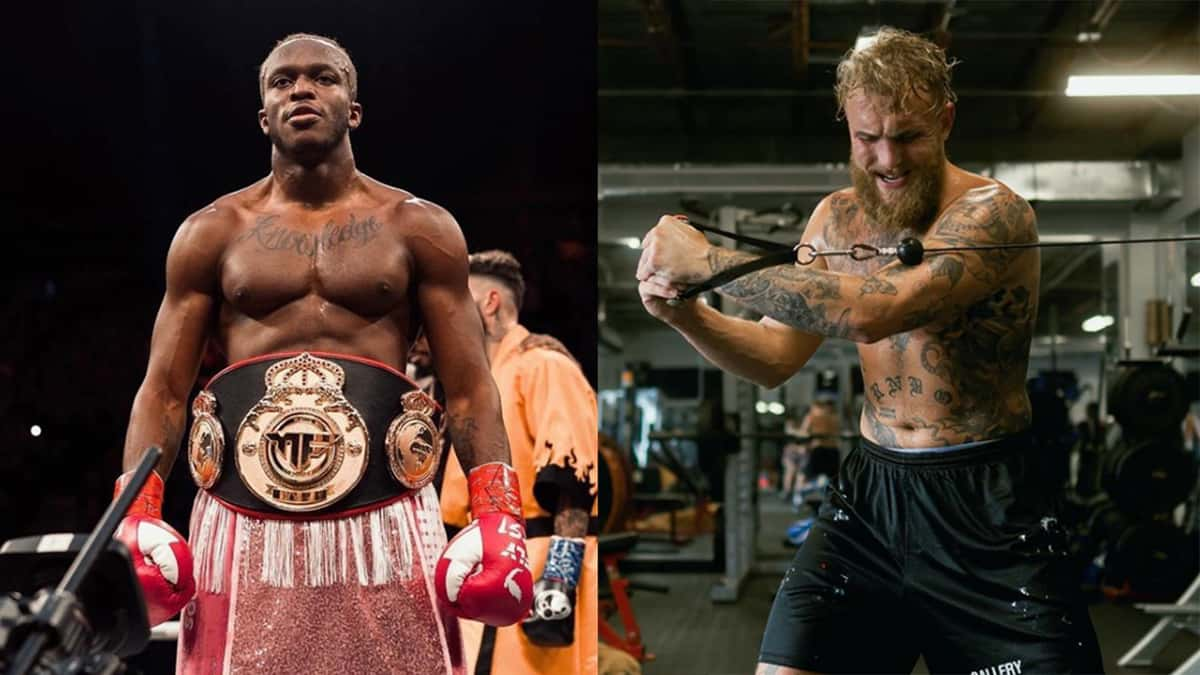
[1066,75,1200,97]
[1075,32,1102,43]
[1082,315,1115,333]
[618,237,641,249]
[756,401,786,415]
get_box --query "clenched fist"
[435,462,533,626]
[635,215,712,287]
[637,215,712,323]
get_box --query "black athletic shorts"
[760,432,1104,674]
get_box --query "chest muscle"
[221,213,410,319]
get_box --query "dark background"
[0,2,597,545]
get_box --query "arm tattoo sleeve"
[708,248,856,338]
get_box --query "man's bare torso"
[814,169,1038,447]
[193,174,426,367]
[805,406,841,442]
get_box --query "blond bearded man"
[637,28,1103,675]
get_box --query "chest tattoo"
[237,214,384,258]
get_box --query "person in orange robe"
[440,250,598,675]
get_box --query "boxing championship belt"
[521,535,585,646]
[187,351,446,515]
[112,471,196,626]
[435,462,534,626]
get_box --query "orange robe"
[441,325,598,675]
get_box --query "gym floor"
[615,497,1199,674]
[622,569,1199,674]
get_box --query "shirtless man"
[111,33,531,674]
[637,27,1102,675]
[780,410,807,498]
[795,397,842,490]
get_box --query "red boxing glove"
[435,462,533,626]
[113,471,196,626]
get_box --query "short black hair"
[259,33,358,102]
[469,250,526,312]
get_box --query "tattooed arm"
[123,208,226,477]
[407,199,512,472]
[638,209,830,389]
[661,306,824,389]
[710,185,1038,343]
[555,501,590,538]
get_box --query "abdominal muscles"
[857,287,1035,448]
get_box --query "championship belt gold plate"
[385,390,442,489]
[234,352,368,512]
[188,390,224,489]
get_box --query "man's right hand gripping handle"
[113,471,196,626]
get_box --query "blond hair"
[834,27,958,119]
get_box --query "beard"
[850,150,945,233]
[267,113,351,165]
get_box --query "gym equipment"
[1117,574,1200,674]
[634,435,712,545]
[1108,363,1190,436]
[598,532,666,663]
[1102,519,1199,602]
[1079,501,1199,602]
[1102,438,1197,517]
[599,433,634,534]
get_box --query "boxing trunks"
[178,352,464,674]
[760,431,1104,674]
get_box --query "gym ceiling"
[598,0,1200,346]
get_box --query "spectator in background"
[780,407,807,500]
[1076,401,1107,451]
[794,395,842,495]
[1184,407,1199,460]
